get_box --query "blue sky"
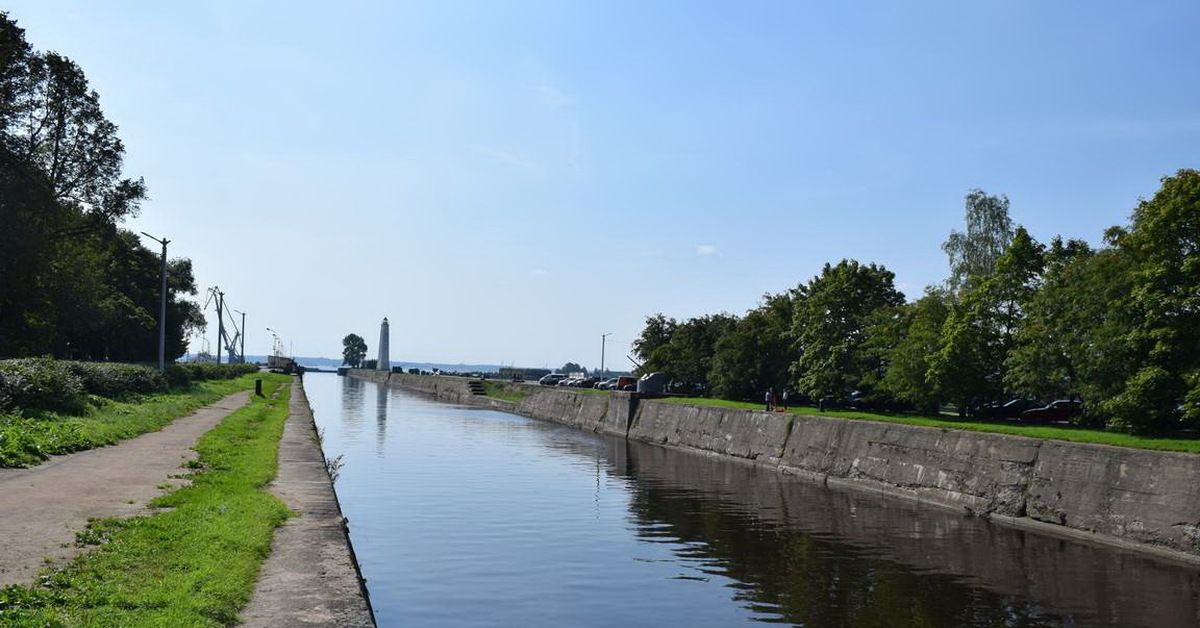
[6,1,1197,368]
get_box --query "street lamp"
[140,232,169,371]
[600,333,612,379]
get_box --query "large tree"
[710,290,798,401]
[342,334,367,368]
[929,229,1044,414]
[792,260,904,403]
[942,189,1015,297]
[865,288,950,413]
[1102,170,1200,433]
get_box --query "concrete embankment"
[351,370,1200,563]
[241,380,375,627]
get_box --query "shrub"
[0,358,87,414]
[64,362,167,398]
[166,363,259,385]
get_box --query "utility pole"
[216,289,225,364]
[601,333,611,379]
[140,233,169,371]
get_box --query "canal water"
[304,374,1200,628]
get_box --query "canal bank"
[241,380,376,627]
[351,370,1200,564]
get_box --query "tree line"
[0,13,203,362]
[633,171,1200,435]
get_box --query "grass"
[0,373,294,627]
[0,374,264,468]
[654,396,1200,454]
[480,381,530,402]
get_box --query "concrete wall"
[351,370,1200,561]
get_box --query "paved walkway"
[0,392,250,586]
[239,381,376,627]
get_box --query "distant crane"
[202,287,244,364]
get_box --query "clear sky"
[6,1,1198,369]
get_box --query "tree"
[710,290,797,401]
[792,260,905,404]
[865,288,950,413]
[7,51,146,224]
[942,189,1015,297]
[632,313,677,373]
[1102,170,1200,433]
[929,229,1044,414]
[560,362,585,374]
[342,334,367,367]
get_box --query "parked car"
[539,374,566,386]
[975,398,1039,420]
[576,377,600,388]
[614,376,638,391]
[1020,400,1083,422]
[596,378,618,389]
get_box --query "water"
[304,374,1200,628]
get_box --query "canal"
[304,374,1200,628]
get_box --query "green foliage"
[0,375,292,625]
[634,313,737,392]
[0,13,203,363]
[866,289,949,413]
[341,333,367,368]
[481,380,529,402]
[942,188,1014,296]
[710,290,797,400]
[0,358,87,414]
[792,260,904,403]
[0,374,260,468]
[64,361,167,398]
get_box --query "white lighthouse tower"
[377,317,391,372]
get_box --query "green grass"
[480,381,529,402]
[0,374,264,468]
[0,374,293,627]
[654,396,1200,454]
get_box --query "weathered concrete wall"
[355,371,1200,561]
[630,400,793,464]
[516,389,634,436]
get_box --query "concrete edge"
[238,379,376,628]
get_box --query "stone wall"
[349,370,1200,561]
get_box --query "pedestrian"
[781,389,789,411]
[765,388,774,411]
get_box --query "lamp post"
[600,333,611,379]
[140,232,169,371]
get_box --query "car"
[974,398,1039,420]
[1020,400,1083,422]
[539,374,566,386]
[596,378,618,389]
[576,377,600,388]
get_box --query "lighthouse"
[377,317,391,372]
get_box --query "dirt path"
[0,391,250,587]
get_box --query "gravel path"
[0,392,250,587]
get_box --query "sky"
[5,1,1198,369]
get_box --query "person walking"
[781,389,789,411]
[765,388,774,411]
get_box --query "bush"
[0,358,87,414]
[165,363,259,385]
[64,362,167,398]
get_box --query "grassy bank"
[0,374,293,627]
[655,396,1200,454]
[0,374,263,468]
[481,381,530,402]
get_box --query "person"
[765,388,774,411]
[781,389,789,411]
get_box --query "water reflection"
[305,375,1200,628]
